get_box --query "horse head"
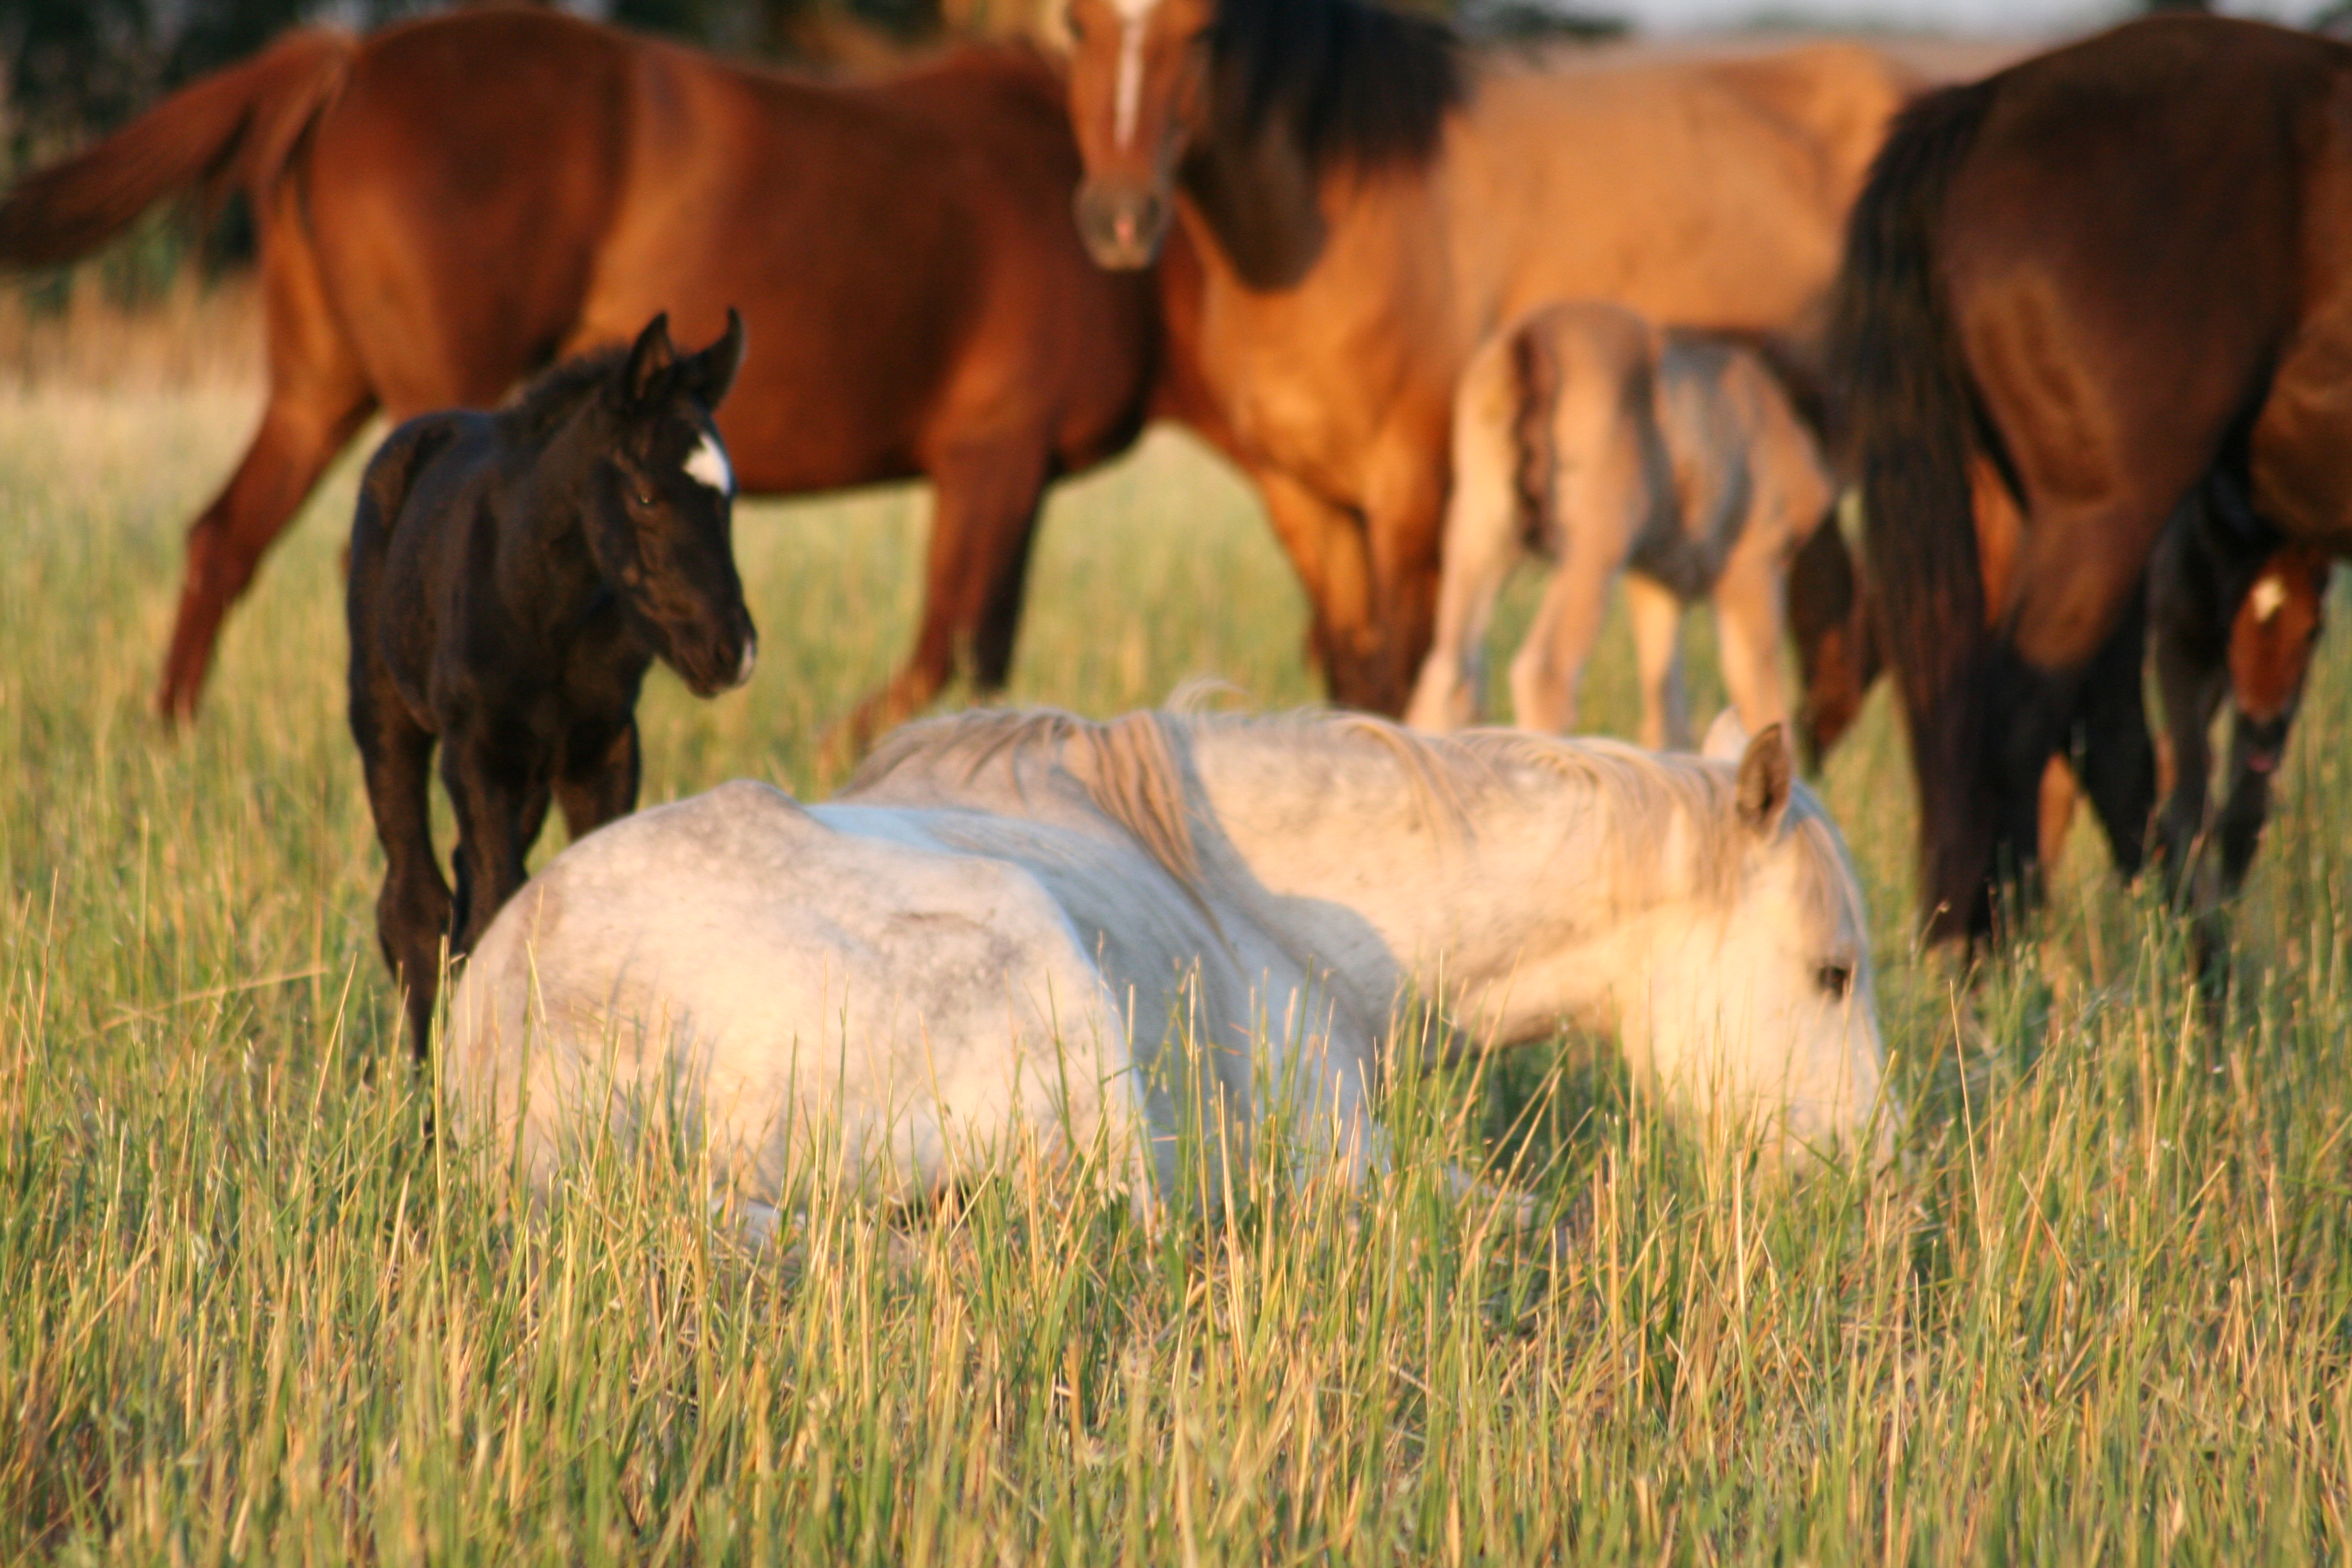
[2228,544,2330,775]
[583,309,757,698]
[1065,0,1218,267]
[1625,719,1894,1167]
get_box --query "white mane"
[447,705,1892,1229]
[845,704,1852,926]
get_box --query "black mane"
[501,344,630,439]
[1216,0,1463,175]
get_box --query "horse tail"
[0,28,357,268]
[1828,76,1998,932]
[1508,317,1565,553]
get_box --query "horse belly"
[1462,67,1850,335]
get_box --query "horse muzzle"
[671,615,757,698]
[1074,180,1170,270]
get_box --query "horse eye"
[1816,962,1853,1000]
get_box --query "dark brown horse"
[1058,0,1916,713]
[1793,474,2331,915]
[0,8,1168,740]
[1829,15,2352,943]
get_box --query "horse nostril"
[1075,182,1168,269]
[733,633,757,689]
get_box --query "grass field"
[3,369,2350,1564]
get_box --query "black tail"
[1828,77,1999,939]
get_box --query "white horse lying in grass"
[1407,300,1835,749]
[442,708,1892,1228]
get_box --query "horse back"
[301,14,1156,479]
[1941,20,2336,551]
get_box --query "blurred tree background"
[0,0,1619,300]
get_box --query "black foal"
[350,311,755,1062]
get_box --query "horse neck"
[1184,727,1714,1039]
[1179,101,1331,291]
[496,419,611,634]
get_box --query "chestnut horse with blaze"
[1059,0,1917,712]
[0,8,1171,739]
[1831,16,2352,943]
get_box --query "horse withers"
[350,312,753,1062]
[442,706,1893,1234]
[1405,301,1835,749]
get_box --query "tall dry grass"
[1,297,2348,1563]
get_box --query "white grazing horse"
[442,708,1893,1230]
[1405,300,1835,750]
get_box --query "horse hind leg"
[1406,356,1526,730]
[159,195,376,723]
[1625,573,1690,751]
[834,438,1053,759]
[354,691,451,1066]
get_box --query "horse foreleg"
[2214,715,2283,899]
[1708,505,1795,748]
[838,440,1053,756]
[555,719,642,842]
[1362,449,1450,719]
[1404,412,1524,731]
[2069,586,2158,882]
[1252,467,1385,710]
[441,732,555,959]
[353,688,451,1067]
[1624,574,1690,751]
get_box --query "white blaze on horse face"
[685,431,734,497]
[1110,0,1160,150]
[2250,574,2287,623]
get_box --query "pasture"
[4,357,2351,1561]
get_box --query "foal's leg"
[555,719,642,842]
[1406,370,1526,730]
[1625,573,1690,751]
[442,730,556,959]
[353,690,451,1066]
[1706,493,1795,745]
[1508,343,1657,736]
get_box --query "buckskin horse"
[1059,0,1917,713]
[1831,15,2352,943]
[0,8,1169,741]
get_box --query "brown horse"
[0,8,1169,738]
[1829,16,2352,943]
[1791,470,2334,915]
[1057,0,1917,713]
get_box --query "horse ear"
[681,308,747,410]
[1701,708,1750,762]
[1734,723,1793,838]
[624,312,676,406]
